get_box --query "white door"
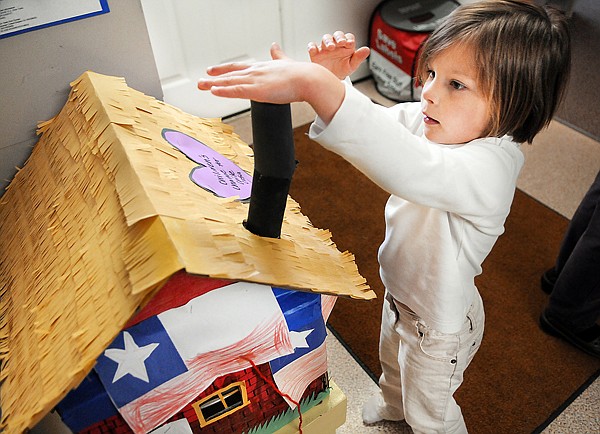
[141,0,283,118]
[141,0,382,118]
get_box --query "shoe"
[540,267,558,294]
[540,310,600,359]
[362,392,404,424]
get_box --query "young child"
[197,1,571,431]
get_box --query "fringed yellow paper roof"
[0,71,374,433]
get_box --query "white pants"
[378,291,485,433]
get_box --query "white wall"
[0,1,162,196]
[141,0,382,119]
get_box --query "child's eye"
[427,70,435,79]
[450,80,466,90]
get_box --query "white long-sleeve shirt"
[309,82,524,333]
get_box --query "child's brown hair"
[416,0,571,143]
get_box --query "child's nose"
[422,80,438,104]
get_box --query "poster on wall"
[0,0,109,39]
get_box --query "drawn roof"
[0,71,374,433]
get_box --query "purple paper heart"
[162,129,252,200]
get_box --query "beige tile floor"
[33,79,600,433]
[228,78,600,433]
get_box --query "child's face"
[421,43,491,144]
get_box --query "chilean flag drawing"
[94,281,295,434]
[269,288,336,408]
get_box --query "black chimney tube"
[244,101,296,238]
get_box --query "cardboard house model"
[0,71,375,434]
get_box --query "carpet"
[288,123,600,434]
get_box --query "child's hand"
[197,43,346,125]
[198,43,307,105]
[308,31,370,80]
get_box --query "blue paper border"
[0,1,110,40]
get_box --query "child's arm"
[197,43,345,125]
[308,31,370,79]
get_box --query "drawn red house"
[0,72,374,434]
[56,273,337,433]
